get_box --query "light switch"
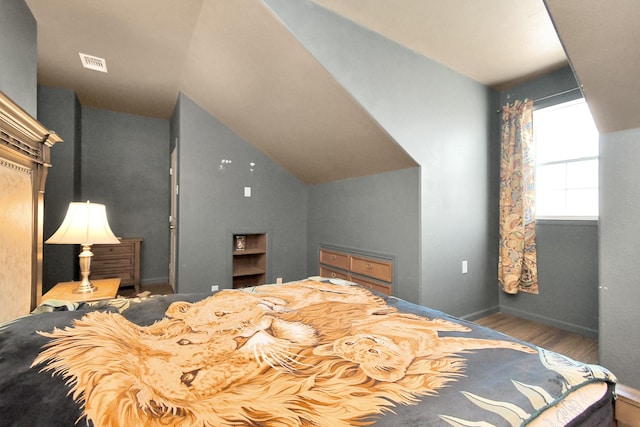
[462,260,468,274]
[244,187,251,197]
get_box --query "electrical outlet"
[276,277,283,285]
[211,285,219,292]
[462,260,468,274]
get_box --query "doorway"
[169,147,178,291]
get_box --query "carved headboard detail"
[0,91,61,322]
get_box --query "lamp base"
[73,280,98,294]
[75,244,97,293]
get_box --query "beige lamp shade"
[46,201,120,245]
[46,201,119,293]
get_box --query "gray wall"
[500,66,583,109]
[40,89,173,288]
[173,94,308,293]
[307,168,420,303]
[265,0,498,316]
[39,91,172,288]
[599,128,640,389]
[498,67,600,337]
[38,86,82,292]
[0,0,37,116]
[1,1,68,293]
[10,2,613,375]
[500,221,599,338]
[80,107,170,284]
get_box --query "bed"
[0,278,616,427]
[0,90,61,323]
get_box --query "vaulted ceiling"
[24,0,638,183]
[544,0,640,134]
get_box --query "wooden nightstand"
[91,237,142,293]
[41,278,121,303]
[616,384,640,427]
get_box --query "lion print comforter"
[0,279,615,426]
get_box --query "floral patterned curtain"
[498,99,538,294]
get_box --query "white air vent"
[79,53,108,73]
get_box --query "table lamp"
[46,201,120,293]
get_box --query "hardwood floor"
[474,312,599,364]
[118,282,174,298]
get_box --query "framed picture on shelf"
[235,235,246,251]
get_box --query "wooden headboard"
[0,91,61,322]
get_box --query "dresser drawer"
[319,249,349,270]
[349,275,392,296]
[319,266,349,281]
[319,245,395,296]
[349,255,393,283]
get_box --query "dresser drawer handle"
[366,262,373,269]
[331,272,337,278]
[331,255,336,260]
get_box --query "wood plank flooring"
[474,312,598,364]
[118,283,174,298]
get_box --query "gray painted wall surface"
[174,94,308,293]
[266,0,498,316]
[498,67,600,337]
[0,0,37,116]
[307,168,420,303]
[38,86,81,292]
[10,0,609,365]
[500,221,599,338]
[500,66,583,108]
[599,128,640,389]
[81,107,170,284]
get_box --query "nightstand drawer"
[91,237,142,290]
[92,257,133,270]
[91,271,135,283]
[92,242,135,257]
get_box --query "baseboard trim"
[499,306,598,339]
[461,305,500,322]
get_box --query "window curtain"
[498,99,538,294]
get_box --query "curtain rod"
[497,87,582,112]
[533,87,582,103]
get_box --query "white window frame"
[534,98,599,221]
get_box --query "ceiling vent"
[79,53,108,73]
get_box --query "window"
[534,98,599,219]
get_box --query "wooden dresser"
[319,246,393,295]
[91,237,142,292]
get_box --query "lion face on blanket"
[33,280,536,427]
